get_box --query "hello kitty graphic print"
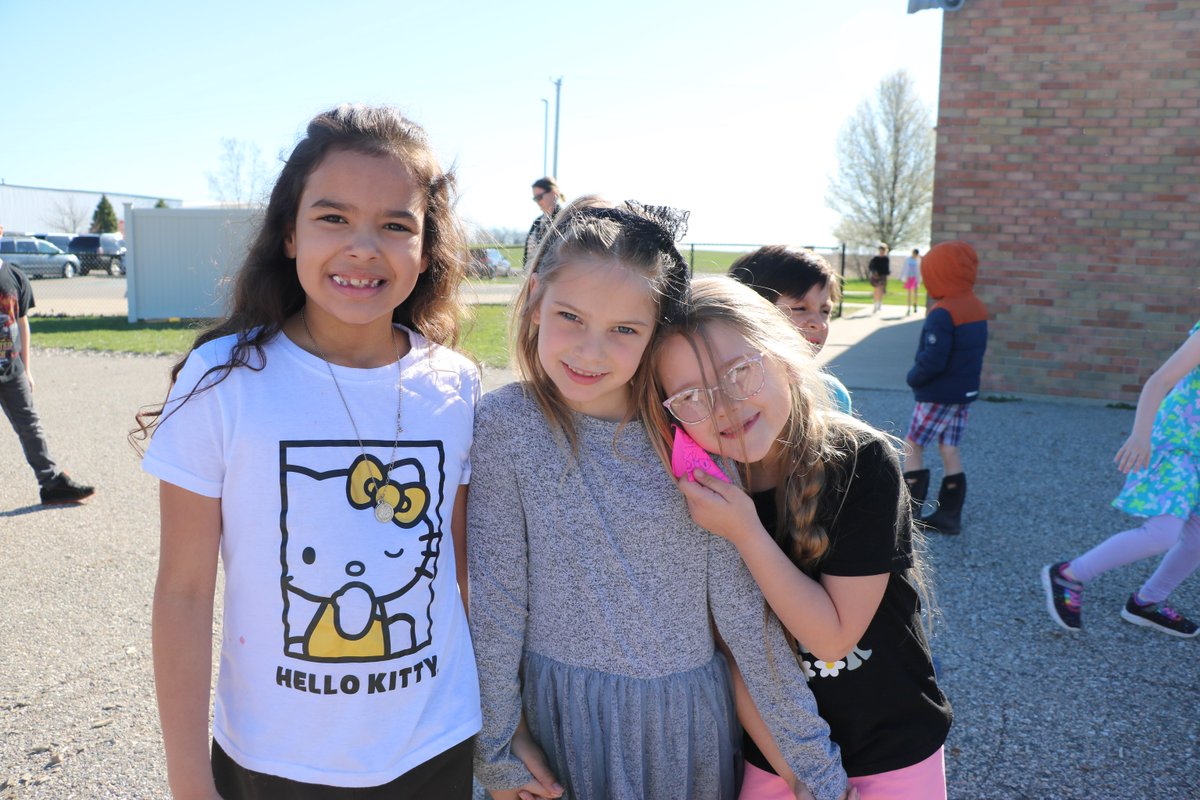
[281,441,445,662]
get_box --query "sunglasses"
[532,190,550,202]
[662,353,766,425]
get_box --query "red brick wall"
[934,0,1200,401]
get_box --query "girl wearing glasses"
[523,177,564,269]
[648,276,951,800]
[469,200,851,800]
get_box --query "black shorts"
[211,737,473,799]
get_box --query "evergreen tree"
[91,195,119,233]
[154,198,169,208]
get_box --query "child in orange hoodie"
[901,241,989,535]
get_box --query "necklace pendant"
[374,500,395,524]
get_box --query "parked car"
[69,233,126,275]
[0,235,82,278]
[467,247,514,278]
[32,232,76,251]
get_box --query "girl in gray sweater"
[468,198,849,800]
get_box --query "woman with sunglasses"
[523,177,564,269]
[645,276,951,800]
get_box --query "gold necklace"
[301,308,404,523]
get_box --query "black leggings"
[211,737,473,799]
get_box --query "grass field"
[480,245,749,277]
[30,306,516,368]
[478,245,921,304]
[28,248,920,364]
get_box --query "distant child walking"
[900,249,921,315]
[901,241,989,536]
[469,199,850,800]
[729,245,851,413]
[0,222,94,506]
[648,276,951,799]
[137,105,482,798]
[1042,319,1200,638]
[866,245,890,314]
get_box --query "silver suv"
[0,235,82,278]
[69,233,126,275]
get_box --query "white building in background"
[0,183,182,234]
[125,205,257,322]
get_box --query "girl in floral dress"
[1043,319,1200,638]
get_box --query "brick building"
[932,0,1200,401]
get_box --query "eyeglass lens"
[668,357,764,423]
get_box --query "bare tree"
[206,138,270,207]
[45,195,90,233]
[827,70,935,251]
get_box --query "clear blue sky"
[2,1,943,244]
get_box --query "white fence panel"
[126,206,257,321]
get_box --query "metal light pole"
[551,77,562,178]
[540,98,549,176]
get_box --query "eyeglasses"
[532,190,550,202]
[662,353,766,424]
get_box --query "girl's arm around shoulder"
[1115,329,1200,474]
[153,481,223,800]
[707,536,849,800]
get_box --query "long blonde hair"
[644,277,929,581]
[510,196,691,453]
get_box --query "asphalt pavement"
[2,304,1198,799]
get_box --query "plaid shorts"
[907,402,970,446]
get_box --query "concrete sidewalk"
[817,304,926,393]
[2,317,1198,798]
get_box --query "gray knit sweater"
[468,384,847,800]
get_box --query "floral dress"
[1113,321,1200,519]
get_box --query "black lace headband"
[576,201,693,324]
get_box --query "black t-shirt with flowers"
[742,436,952,778]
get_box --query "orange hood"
[921,241,988,325]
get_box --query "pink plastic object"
[671,426,730,483]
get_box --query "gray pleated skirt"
[521,650,741,800]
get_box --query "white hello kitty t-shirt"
[144,325,481,786]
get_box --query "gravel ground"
[2,351,1197,799]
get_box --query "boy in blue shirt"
[902,241,989,535]
[728,245,852,413]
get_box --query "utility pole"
[540,98,549,176]
[551,77,562,178]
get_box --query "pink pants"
[739,747,946,800]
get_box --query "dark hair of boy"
[727,245,842,305]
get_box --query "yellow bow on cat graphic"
[346,454,429,527]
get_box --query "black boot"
[922,473,966,535]
[903,469,930,524]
